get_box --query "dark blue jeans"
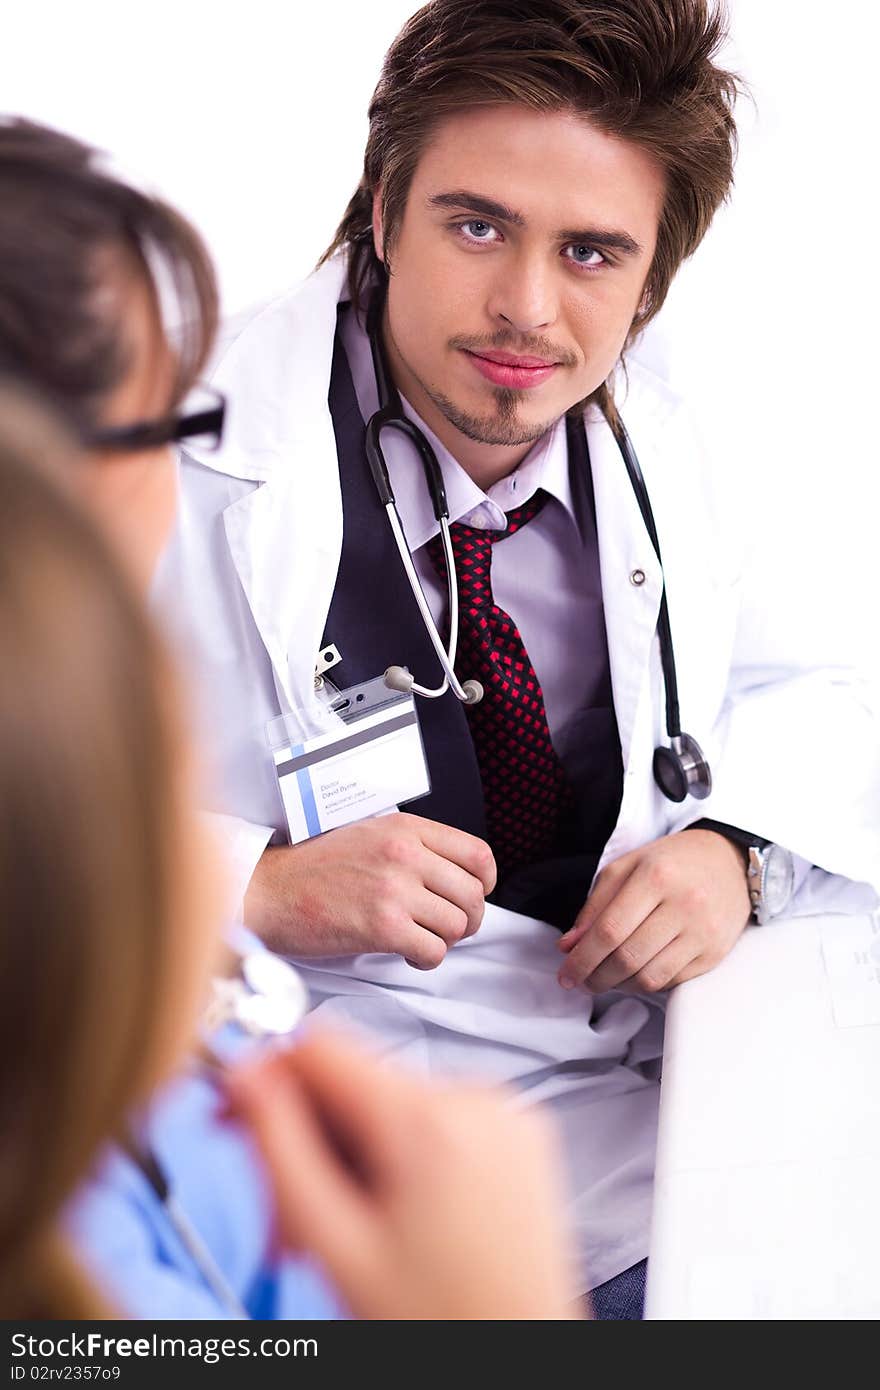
[589,1260,647,1320]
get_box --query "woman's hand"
[227,1030,581,1321]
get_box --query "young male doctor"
[159,0,880,1317]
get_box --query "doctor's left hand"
[556,830,751,995]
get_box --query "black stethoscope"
[364,288,711,804]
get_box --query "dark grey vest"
[322,328,622,929]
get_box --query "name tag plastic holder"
[267,673,431,845]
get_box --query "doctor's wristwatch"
[688,818,795,925]
[745,841,796,924]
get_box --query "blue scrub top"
[66,938,344,1320]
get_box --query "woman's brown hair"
[0,118,219,434]
[0,388,182,1317]
[322,0,741,421]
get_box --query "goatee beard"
[427,385,555,448]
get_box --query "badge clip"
[314,643,342,691]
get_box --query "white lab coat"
[158,254,879,1293]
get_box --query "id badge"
[268,675,431,845]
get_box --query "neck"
[381,316,542,493]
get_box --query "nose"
[486,252,558,336]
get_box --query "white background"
[3,1,879,682]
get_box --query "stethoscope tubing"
[385,503,466,700]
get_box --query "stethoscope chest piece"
[652,733,712,803]
[206,951,309,1039]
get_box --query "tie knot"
[425,489,549,606]
[424,488,548,591]
[495,488,548,541]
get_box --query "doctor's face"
[376,105,664,473]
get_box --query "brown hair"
[0,388,182,1317]
[322,0,741,418]
[0,118,219,434]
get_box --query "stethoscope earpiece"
[385,666,483,706]
[461,679,484,706]
[384,665,415,694]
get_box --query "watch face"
[762,845,795,916]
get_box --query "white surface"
[820,915,880,1029]
[647,911,880,1320]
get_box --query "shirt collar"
[341,303,578,552]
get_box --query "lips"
[475,350,555,368]
[463,349,560,390]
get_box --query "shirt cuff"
[683,817,813,894]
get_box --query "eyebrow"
[427,189,643,258]
[429,190,527,226]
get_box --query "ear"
[371,184,385,263]
[635,274,654,322]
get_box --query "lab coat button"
[630,568,646,586]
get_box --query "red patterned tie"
[425,491,575,878]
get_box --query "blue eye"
[463,220,495,239]
[564,243,605,268]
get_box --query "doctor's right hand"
[243,813,496,968]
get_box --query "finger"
[583,907,679,993]
[371,896,451,969]
[558,855,635,953]
[420,854,486,938]
[666,953,714,989]
[408,886,471,948]
[274,1029,431,1175]
[557,864,661,989]
[226,1052,380,1279]
[395,918,450,969]
[417,817,497,894]
[613,939,703,994]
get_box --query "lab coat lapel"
[192,258,350,718]
[585,406,662,776]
